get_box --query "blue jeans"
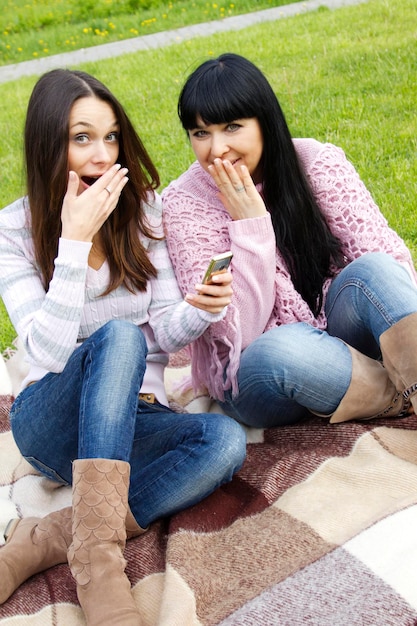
[220,253,417,428]
[10,320,246,528]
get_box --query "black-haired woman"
[163,52,417,428]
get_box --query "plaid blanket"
[1,354,417,625]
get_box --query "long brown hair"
[24,68,160,293]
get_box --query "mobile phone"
[202,251,233,284]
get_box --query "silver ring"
[235,185,245,193]
[104,186,112,195]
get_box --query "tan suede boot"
[0,507,72,604]
[125,508,148,540]
[315,345,409,424]
[67,458,143,626]
[380,312,417,413]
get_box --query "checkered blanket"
[1,349,417,625]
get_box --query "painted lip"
[208,157,241,167]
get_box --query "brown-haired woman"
[0,69,246,625]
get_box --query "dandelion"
[141,18,156,26]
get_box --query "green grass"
[0,0,300,66]
[1,0,417,351]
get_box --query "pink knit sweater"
[162,139,416,399]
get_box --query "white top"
[0,192,225,404]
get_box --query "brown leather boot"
[0,507,72,604]
[380,312,417,413]
[67,458,143,626]
[315,345,409,424]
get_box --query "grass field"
[0,0,300,65]
[0,0,416,350]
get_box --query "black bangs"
[178,59,258,130]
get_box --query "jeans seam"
[326,277,395,328]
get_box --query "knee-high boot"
[67,458,144,626]
[0,471,145,607]
[380,312,417,413]
[316,345,409,424]
[0,507,72,604]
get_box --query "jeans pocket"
[23,456,69,485]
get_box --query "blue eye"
[107,131,119,142]
[74,134,89,144]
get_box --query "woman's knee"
[240,323,318,372]
[340,252,406,283]
[100,319,146,349]
[94,320,148,366]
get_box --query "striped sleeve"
[144,195,225,353]
[0,200,91,371]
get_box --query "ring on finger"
[104,186,112,195]
[235,185,245,193]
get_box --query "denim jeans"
[220,253,417,428]
[10,320,246,528]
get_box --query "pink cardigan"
[162,139,416,400]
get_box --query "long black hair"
[178,53,345,316]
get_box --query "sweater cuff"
[57,238,92,265]
[228,213,272,237]
[196,306,227,323]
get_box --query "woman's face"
[68,96,120,195]
[188,117,263,183]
